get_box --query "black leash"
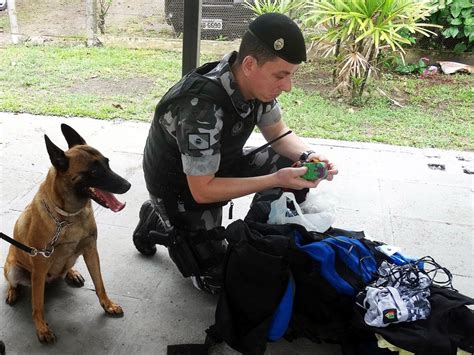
[0,232,36,255]
[0,232,54,257]
[0,200,71,258]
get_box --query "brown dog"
[3,124,131,343]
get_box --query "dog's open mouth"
[88,188,126,212]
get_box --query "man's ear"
[61,124,86,148]
[44,135,69,172]
[241,55,257,77]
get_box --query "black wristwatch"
[299,150,315,162]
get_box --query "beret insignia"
[274,38,284,51]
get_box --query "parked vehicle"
[165,0,255,40]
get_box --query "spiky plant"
[244,0,305,17]
[305,0,440,102]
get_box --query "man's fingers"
[293,166,308,176]
[310,154,328,163]
[328,167,338,175]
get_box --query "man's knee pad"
[167,227,226,279]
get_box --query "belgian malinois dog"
[3,124,131,343]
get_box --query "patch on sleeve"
[187,133,210,151]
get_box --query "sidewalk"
[0,112,472,354]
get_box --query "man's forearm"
[260,122,314,162]
[187,175,279,204]
[187,166,316,204]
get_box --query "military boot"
[132,200,166,256]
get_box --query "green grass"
[0,46,187,120]
[0,45,472,150]
[280,87,473,150]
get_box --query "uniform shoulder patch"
[188,133,210,151]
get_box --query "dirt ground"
[0,0,169,43]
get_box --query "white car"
[0,0,7,11]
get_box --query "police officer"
[133,13,338,293]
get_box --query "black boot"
[132,200,164,256]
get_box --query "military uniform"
[142,51,291,232]
[133,12,307,292]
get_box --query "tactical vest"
[143,61,257,210]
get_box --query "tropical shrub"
[394,57,428,74]
[304,0,439,102]
[418,0,474,52]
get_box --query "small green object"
[302,161,328,180]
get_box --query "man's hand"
[307,153,338,181]
[273,166,323,190]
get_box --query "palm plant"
[304,0,440,102]
[244,0,305,17]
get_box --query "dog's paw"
[5,287,19,305]
[102,301,124,317]
[65,269,85,287]
[36,324,56,344]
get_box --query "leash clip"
[29,246,54,258]
[39,246,54,258]
[29,248,38,257]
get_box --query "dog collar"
[54,205,84,217]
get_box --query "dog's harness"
[0,200,78,258]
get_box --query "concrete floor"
[0,113,472,354]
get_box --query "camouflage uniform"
[144,51,291,232]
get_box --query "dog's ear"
[44,135,69,172]
[61,124,87,148]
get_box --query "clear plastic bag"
[267,191,336,232]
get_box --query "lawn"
[0,45,472,150]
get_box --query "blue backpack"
[295,231,378,297]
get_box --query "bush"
[418,0,474,52]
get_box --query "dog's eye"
[90,169,100,178]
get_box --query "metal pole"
[182,0,202,77]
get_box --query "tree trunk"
[97,0,110,35]
[86,0,101,47]
[332,38,340,84]
[7,0,22,44]
[98,16,105,35]
[358,45,376,99]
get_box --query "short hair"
[236,31,278,66]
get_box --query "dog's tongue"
[95,189,126,212]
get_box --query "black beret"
[248,12,306,64]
